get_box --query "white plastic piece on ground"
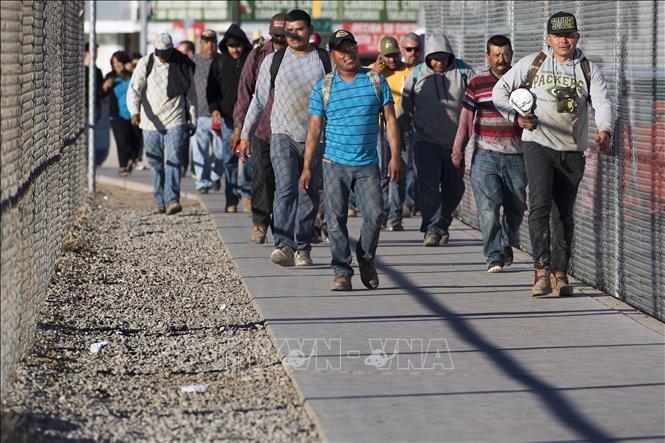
[220,303,227,311]
[89,340,108,353]
[509,88,536,116]
[180,384,207,393]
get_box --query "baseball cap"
[269,12,287,36]
[329,29,357,51]
[547,11,578,35]
[378,36,400,56]
[153,33,174,50]
[201,29,218,41]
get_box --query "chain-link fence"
[423,0,664,320]
[1,0,86,393]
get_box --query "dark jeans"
[111,118,141,168]
[470,149,527,266]
[403,128,418,210]
[323,160,384,277]
[523,142,586,272]
[413,141,465,236]
[251,136,275,227]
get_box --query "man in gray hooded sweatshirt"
[493,12,613,297]
[397,34,474,247]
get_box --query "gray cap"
[153,33,173,50]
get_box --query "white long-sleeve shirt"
[492,47,613,152]
[127,54,197,132]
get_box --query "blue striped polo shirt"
[308,69,393,166]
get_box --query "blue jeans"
[413,141,465,236]
[470,149,527,266]
[217,115,241,206]
[192,116,224,190]
[143,125,188,206]
[270,133,321,251]
[323,160,384,277]
[377,130,406,225]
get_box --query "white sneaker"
[295,250,313,266]
[488,263,503,273]
[134,160,146,170]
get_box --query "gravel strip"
[1,184,320,442]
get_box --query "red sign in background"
[342,22,419,55]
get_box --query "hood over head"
[424,34,455,69]
[219,23,252,54]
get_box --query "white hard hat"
[509,88,536,116]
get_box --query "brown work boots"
[551,271,573,296]
[532,268,573,296]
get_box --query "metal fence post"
[87,0,96,194]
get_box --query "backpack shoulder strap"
[580,57,592,103]
[146,53,154,78]
[321,72,335,111]
[251,46,262,75]
[526,51,546,88]
[454,58,468,88]
[411,63,422,89]
[270,48,287,90]
[365,68,384,115]
[316,47,332,74]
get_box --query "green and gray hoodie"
[492,47,613,152]
[396,34,474,147]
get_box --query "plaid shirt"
[233,40,276,142]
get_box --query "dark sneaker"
[165,202,182,215]
[330,274,352,291]
[387,222,404,232]
[271,246,295,267]
[440,230,450,245]
[226,204,238,213]
[532,268,552,296]
[487,262,504,273]
[551,271,573,296]
[356,242,379,289]
[423,232,441,247]
[198,188,209,195]
[358,260,379,289]
[503,246,514,267]
[212,180,221,191]
[152,205,166,214]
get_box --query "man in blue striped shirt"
[300,30,402,291]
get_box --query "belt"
[475,147,522,157]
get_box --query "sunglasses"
[404,47,420,52]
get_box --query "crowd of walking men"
[121,9,613,296]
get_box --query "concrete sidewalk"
[99,167,664,443]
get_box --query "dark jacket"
[86,65,104,122]
[233,40,277,142]
[207,23,252,118]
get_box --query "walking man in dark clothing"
[207,24,252,212]
[231,13,287,244]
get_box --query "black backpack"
[145,50,195,98]
[269,47,332,90]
